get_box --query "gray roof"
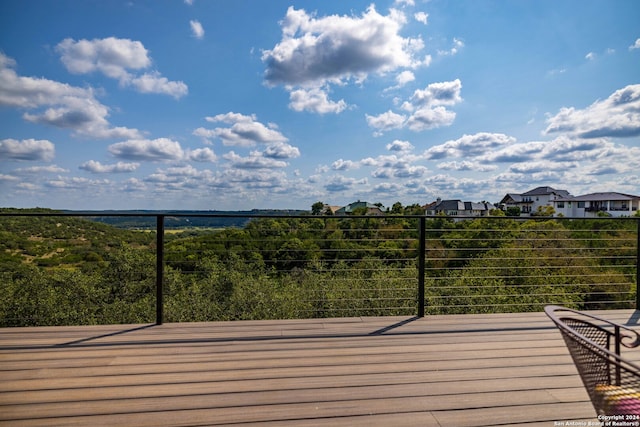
[522,186,570,197]
[432,200,494,211]
[556,192,640,202]
[500,193,523,203]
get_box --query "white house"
[553,192,640,217]
[499,186,571,215]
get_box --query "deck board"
[2,310,638,426]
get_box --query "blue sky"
[1,0,639,211]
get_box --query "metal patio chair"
[545,305,640,415]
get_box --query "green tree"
[311,201,325,215]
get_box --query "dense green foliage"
[0,208,637,326]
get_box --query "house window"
[557,202,564,208]
[577,202,585,208]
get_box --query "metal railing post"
[636,218,640,310]
[418,216,426,317]
[156,215,164,325]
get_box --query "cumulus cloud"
[195,112,289,147]
[367,79,463,134]
[14,165,68,173]
[79,160,140,173]
[424,132,514,160]
[0,138,55,161]
[263,5,421,86]
[366,110,407,135]
[45,176,110,190]
[545,84,640,138]
[386,140,414,152]
[223,151,288,169]
[262,5,426,114]
[408,79,462,108]
[56,37,187,98]
[129,72,188,98]
[190,20,205,39]
[0,53,142,139]
[0,173,19,182]
[332,159,358,171]
[507,161,577,174]
[324,175,367,192]
[406,106,456,131]
[57,37,150,78]
[437,160,498,172]
[414,12,428,24]
[263,142,300,159]
[108,138,184,161]
[395,70,415,87]
[288,87,347,114]
[373,164,427,179]
[187,147,217,162]
[629,38,640,50]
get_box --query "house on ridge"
[553,192,640,217]
[425,198,496,220]
[499,186,571,216]
[335,201,384,216]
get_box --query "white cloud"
[45,176,110,190]
[585,52,596,61]
[56,37,187,98]
[365,110,406,135]
[14,165,68,173]
[437,160,498,172]
[324,175,367,192]
[414,12,428,24]
[367,79,463,135]
[130,72,188,99]
[386,140,414,152]
[263,5,421,87]
[79,160,140,173]
[629,38,640,50]
[288,87,347,114]
[262,5,428,115]
[545,84,640,138]
[424,133,516,160]
[187,147,217,162]
[263,142,300,159]
[108,138,185,161]
[0,138,55,161]
[196,112,289,146]
[395,70,415,87]
[223,151,288,169]
[332,159,358,171]
[438,38,464,56]
[190,20,205,39]
[57,37,150,79]
[507,161,577,174]
[0,174,19,182]
[409,79,462,108]
[0,53,142,139]
[406,106,456,131]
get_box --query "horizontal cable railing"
[0,211,638,326]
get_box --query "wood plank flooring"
[1,310,639,426]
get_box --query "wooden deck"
[2,310,639,426]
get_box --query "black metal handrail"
[1,211,638,325]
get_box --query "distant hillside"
[64,209,309,229]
